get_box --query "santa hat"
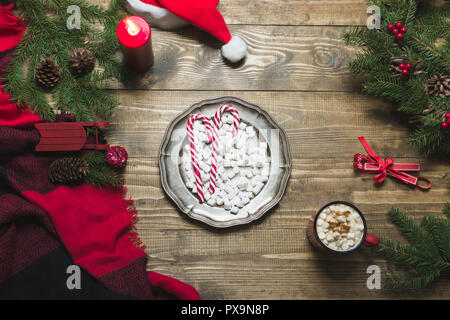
[126,0,247,63]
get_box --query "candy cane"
[187,114,214,203]
[209,104,240,194]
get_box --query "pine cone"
[68,48,95,75]
[427,74,450,98]
[36,58,60,88]
[48,156,89,185]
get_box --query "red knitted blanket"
[0,3,199,300]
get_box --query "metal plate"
[159,97,291,228]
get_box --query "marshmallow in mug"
[315,203,365,251]
[181,114,271,215]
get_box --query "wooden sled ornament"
[35,122,109,152]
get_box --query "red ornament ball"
[106,146,128,170]
[392,28,399,34]
[401,69,409,75]
[398,63,406,70]
[387,24,395,30]
[400,27,407,33]
[405,63,412,70]
[445,112,450,119]
[441,122,449,129]
[396,32,404,40]
[395,21,403,28]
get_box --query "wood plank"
[123,157,450,230]
[105,90,421,158]
[104,90,449,299]
[125,156,449,299]
[218,0,368,26]
[145,254,450,299]
[91,0,369,26]
[84,0,450,300]
[105,25,361,91]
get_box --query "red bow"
[354,137,431,190]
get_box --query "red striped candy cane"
[187,114,214,203]
[209,104,240,194]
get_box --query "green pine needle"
[374,205,450,289]
[82,152,124,188]
[342,0,450,158]
[5,0,129,121]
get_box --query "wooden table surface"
[96,0,450,299]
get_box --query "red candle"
[117,16,154,72]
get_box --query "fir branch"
[5,0,127,121]
[403,0,416,28]
[444,203,450,220]
[342,0,450,158]
[421,215,450,262]
[383,267,441,289]
[376,237,433,267]
[374,206,450,289]
[409,34,450,65]
[386,207,438,256]
[82,152,124,188]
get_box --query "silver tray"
[159,97,291,228]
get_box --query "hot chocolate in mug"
[307,201,379,253]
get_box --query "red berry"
[396,32,404,39]
[402,69,409,75]
[392,28,399,34]
[106,146,128,170]
[400,27,407,33]
[405,63,412,69]
[445,112,450,119]
[441,122,449,129]
[399,63,405,70]
[395,21,403,28]
[387,24,395,30]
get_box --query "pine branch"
[383,267,440,289]
[375,238,433,267]
[82,152,124,188]
[421,215,450,262]
[374,206,450,289]
[5,0,127,121]
[386,208,438,256]
[444,203,450,220]
[342,0,450,158]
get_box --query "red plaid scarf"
[0,3,198,300]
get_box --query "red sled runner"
[35,122,109,152]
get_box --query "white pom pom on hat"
[126,0,247,63]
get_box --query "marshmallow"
[237,177,249,190]
[186,181,194,189]
[224,201,232,211]
[314,203,365,252]
[182,120,271,214]
[199,161,210,173]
